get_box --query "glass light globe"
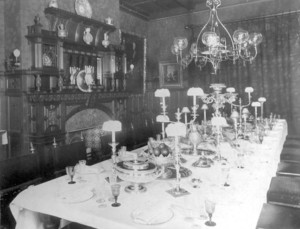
[233,28,249,44]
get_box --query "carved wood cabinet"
[5,8,130,158]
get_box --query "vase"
[83,28,93,45]
[188,124,201,155]
[49,0,58,8]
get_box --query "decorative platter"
[75,0,92,18]
[42,53,52,66]
[76,70,89,92]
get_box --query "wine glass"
[221,166,230,187]
[204,199,216,226]
[66,166,76,184]
[111,184,121,207]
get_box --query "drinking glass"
[204,200,216,226]
[111,184,121,207]
[95,175,106,204]
[221,166,230,187]
[66,166,76,184]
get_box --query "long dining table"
[10,119,287,229]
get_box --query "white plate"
[132,206,174,225]
[75,0,92,18]
[60,188,94,204]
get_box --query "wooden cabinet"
[5,8,129,158]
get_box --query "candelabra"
[201,84,237,117]
[227,87,253,124]
[165,122,189,197]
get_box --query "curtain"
[189,12,300,123]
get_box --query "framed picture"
[159,61,183,88]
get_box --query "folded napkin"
[132,201,173,225]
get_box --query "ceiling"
[119,0,269,20]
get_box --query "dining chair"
[280,147,300,163]
[276,161,300,177]
[256,203,300,229]
[267,176,300,208]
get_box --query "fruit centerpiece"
[147,137,175,179]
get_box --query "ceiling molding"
[120,3,150,21]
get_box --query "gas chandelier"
[171,0,263,74]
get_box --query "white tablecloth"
[10,120,287,229]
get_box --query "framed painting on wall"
[159,61,183,88]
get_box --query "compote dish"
[147,138,174,179]
[114,158,162,193]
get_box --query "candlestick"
[112,131,116,143]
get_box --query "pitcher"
[57,24,67,38]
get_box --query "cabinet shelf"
[44,7,116,48]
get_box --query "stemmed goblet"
[205,199,216,226]
[66,166,76,184]
[111,184,121,207]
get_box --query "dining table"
[10,119,287,229]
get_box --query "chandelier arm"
[195,7,214,53]
[238,46,258,62]
[213,9,235,50]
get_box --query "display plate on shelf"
[75,0,92,18]
[76,70,89,92]
[42,53,52,66]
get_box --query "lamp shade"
[156,115,170,123]
[231,110,239,119]
[245,87,254,93]
[201,104,208,110]
[181,107,190,113]
[226,87,235,93]
[251,101,261,107]
[165,122,186,137]
[187,87,204,96]
[258,97,266,103]
[155,89,170,97]
[102,120,122,132]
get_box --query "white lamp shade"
[181,107,190,113]
[245,87,254,93]
[102,120,122,132]
[226,87,235,93]
[231,110,239,119]
[242,108,250,114]
[156,115,170,123]
[165,122,186,137]
[258,97,266,102]
[155,88,170,97]
[187,87,204,96]
[251,101,261,107]
[201,104,208,110]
